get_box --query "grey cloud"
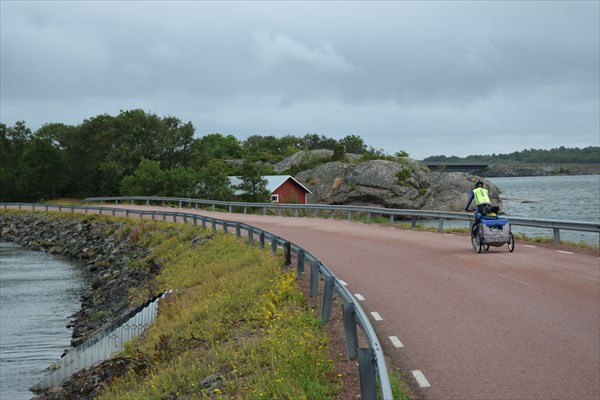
[1,0,597,158]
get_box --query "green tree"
[196,160,234,200]
[61,114,117,197]
[199,133,243,160]
[301,133,337,150]
[339,134,367,154]
[332,144,346,161]
[163,167,199,198]
[120,158,166,196]
[233,161,270,202]
[0,121,32,201]
[19,135,67,201]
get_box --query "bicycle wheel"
[475,226,483,253]
[471,231,478,250]
[508,232,515,252]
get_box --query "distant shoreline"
[478,163,599,177]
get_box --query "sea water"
[0,242,88,399]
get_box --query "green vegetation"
[0,112,409,203]
[94,226,336,399]
[424,146,599,164]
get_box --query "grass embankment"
[94,220,340,399]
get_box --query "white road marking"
[557,250,574,255]
[339,280,348,286]
[523,244,537,248]
[389,336,404,348]
[497,273,539,289]
[412,370,431,387]
[354,293,365,301]
[370,312,383,321]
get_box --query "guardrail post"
[321,276,335,322]
[243,206,247,214]
[553,228,560,244]
[248,227,254,246]
[223,222,228,234]
[179,200,182,208]
[310,260,319,297]
[236,223,241,238]
[284,242,291,266]
[201,217,207,230]
[259,231,265,249]
[271,236,278,255]
[296,250,305,278]
[162,213,166,221]
[412,217,417,228]
[438,218,444,231]
[229,205,233,213]
[348,211,352,221]
[112,209,116,216]
[211,220,217,234]
[193,215,198,227]
[367,211,371,222]
[358,348,377,400]
[389,214,393,224]
[263,207,267,215]
[294,208,298,218]
[342,302,358,361]
[278,208,282,217]
[125,210,129,217]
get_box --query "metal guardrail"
[31,292,167,391]
[81,196,600,245]
[1,203,393,399]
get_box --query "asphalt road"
[101,206,600,400]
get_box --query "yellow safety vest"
[473,187,491,205]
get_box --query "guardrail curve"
[81,196,600,245]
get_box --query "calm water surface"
[0,242,88,399]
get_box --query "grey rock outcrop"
[295,158,501,212]
[273,150,362,173]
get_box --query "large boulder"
[273,150,362,173]
[295,158,500,212]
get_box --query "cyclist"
[465,181,492,237]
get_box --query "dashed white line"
[557,250,574,255]
[354,293,365,301]
[389,336,404,348]
[370,311,383,321]
[339,280,348,286]
[412,370,431,387]
[497,273,539,289]
[523,244,537,248]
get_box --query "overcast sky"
[1,1,598,159]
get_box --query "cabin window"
[271,194,279,203]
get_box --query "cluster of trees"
[1,109,392,202]
[424,146,600,164]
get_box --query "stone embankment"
[0,212,161,399]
